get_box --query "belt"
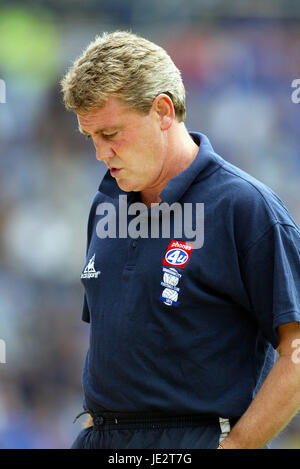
[73,410,239,429]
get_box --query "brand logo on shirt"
[80,253,101,279]
[163,240,194,268]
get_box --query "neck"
[140,124,199,208]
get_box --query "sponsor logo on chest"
[163,240,194,268]
[160,240,194,306]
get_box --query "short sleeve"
[241,223,300,348]
[81,293,90,323]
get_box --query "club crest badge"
[160,267,182,306]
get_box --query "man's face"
[77,96,167,193]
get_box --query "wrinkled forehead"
[76,107,104,132]
[76,96,145,133]
[76,98,122,131]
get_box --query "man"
[61,31,300,449]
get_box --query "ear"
[151,94,175,130]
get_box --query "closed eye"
[102,132,117,139]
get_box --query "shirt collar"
[98,132,224,203]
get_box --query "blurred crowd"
[0,2,300,448]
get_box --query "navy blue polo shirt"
[80,132,300,418]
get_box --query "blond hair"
[61,31,186,122]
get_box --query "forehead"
[77,97,140,132]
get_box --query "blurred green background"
[0,0,299,449]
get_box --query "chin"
[116,179,139,193]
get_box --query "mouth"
[109,167,121,177]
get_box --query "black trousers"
[71,412,238,449]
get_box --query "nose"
[93,137,115,162]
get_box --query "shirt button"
[94,416,104,426]
[132,241,137,248]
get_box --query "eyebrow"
[78,123,119,135]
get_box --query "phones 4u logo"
[0,79,6,103]
[0,339,6,363]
